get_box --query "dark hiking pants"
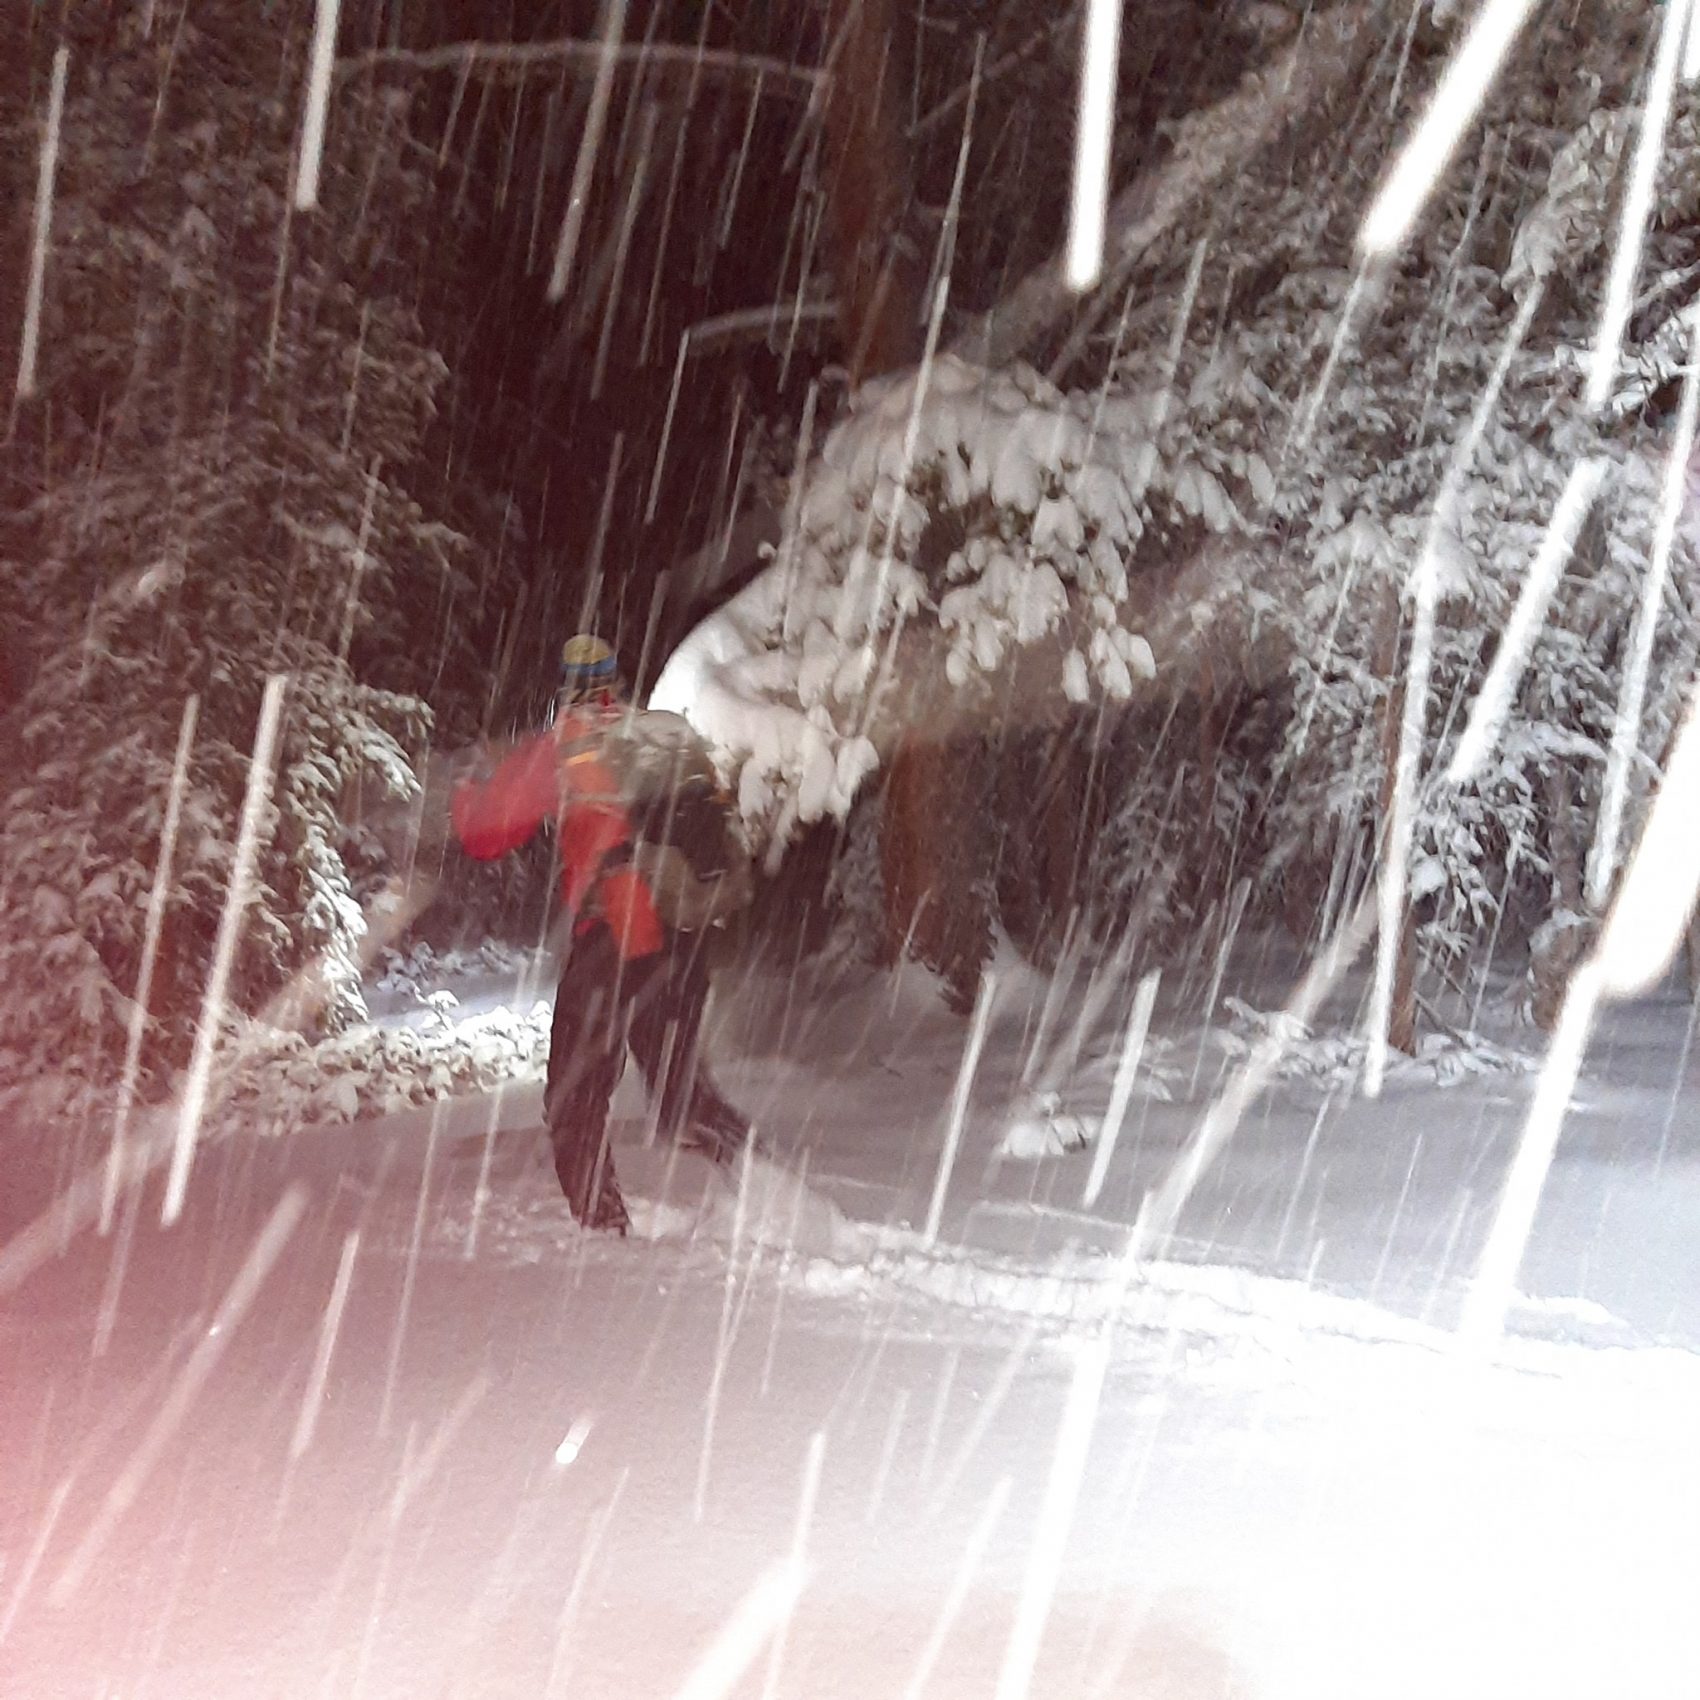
[542,922,750,1229]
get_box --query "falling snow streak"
[1364,543,1439,1099]
[670,1560,809,1700]
[16,44,68,401]
[591,99,659,398]
[1466,657,1700,1343]
[162,674,288,1225]
[1586,0,1695,411]
[925,33,983,340]
[547,0,629,306]
[379,1100,446,1435]
[647,328,692,522]
[460,1081,509,1261]
[264,193,296,378]
[293,0,343,211]
[850,41,985,734]
[350,1375,494,1696]
[1588,322,1700,906]
[1194,879,1253,1082]
[289,1229,361,1460]
[1067,0,1124,291]
[1360,271,1546,1092]
[1025,930,1140,1111]
[552,1414,595,1471]
[1450,277,1545,485]
[543,1469,630,1697]
[48,1185,309,1604]
[862,1386,909,1526]
[696,1155,752,1522]
[759,1431,825,1700]
[103,694,200,1236]
[1081,969,1160,1209]
[1447,458,1608,784]
[334,461,380,669]
[924,1322,1046,1518]
[923,971,997,1244]
[717,70,767,254]
[995,1336,1109,1700]
[585,433,625,598]
[1288,264,1377,459]
[0,1480,72,1647]
[1129,236,1209,500]
[1597,683,1700,997]
[775,380,821,645]
[1358,0,1541,257]
[1125,890,1382,1266]
[1461,958,1607,1348]
[902,1478,1013,1700]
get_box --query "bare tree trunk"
[879,736,991,1011]
[1195,654,1228,905]
[819,0,926,385]
[819,0,988,1005]
[1044,741,1079,942]
[1372,580,1418,1055]
[1546,762,1585,916]
[878,738,927,969]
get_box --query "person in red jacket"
[450,634,752,1232]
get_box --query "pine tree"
[0,6,474,1097]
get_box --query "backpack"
[566,709,752,930]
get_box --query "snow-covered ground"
[4,945,1698,1699]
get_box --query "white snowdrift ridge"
[648,356,1235,857]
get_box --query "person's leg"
[626,931,751,1165]
[543,926,632,1231]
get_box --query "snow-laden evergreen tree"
[0,6,474,1098]
[656,3,1700,1021]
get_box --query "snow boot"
[554,1134,630,1235]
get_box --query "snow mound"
[797,1232,1455,1347]
[625,1193,715,1242]
[1216,997,1535,1088]
[700,1148,870,1261]
[794,1231,1673,1364]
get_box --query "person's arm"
[450,733,558,860]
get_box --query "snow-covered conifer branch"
[336,38,828,97]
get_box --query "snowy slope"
[3,947,1698,1699]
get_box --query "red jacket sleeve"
[450,734,559,860]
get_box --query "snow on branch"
[337,38,828,98]
[676,299,841,357]
[649,356,1274,860]
[910,14,1076,142]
